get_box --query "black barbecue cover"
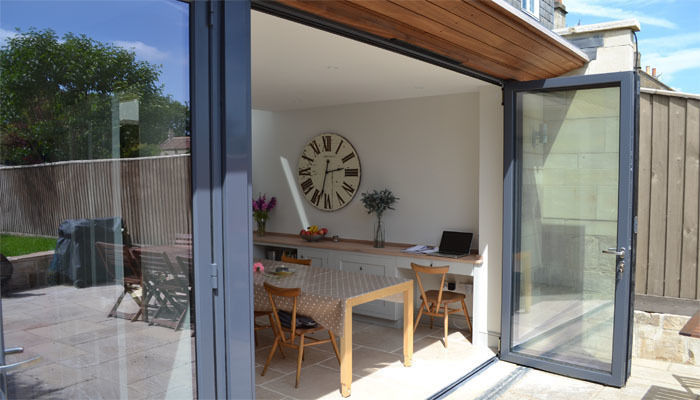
[49,217,124,288]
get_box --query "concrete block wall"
[6,251,54,292]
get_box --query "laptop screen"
[438,231,473,255]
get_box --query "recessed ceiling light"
[326,65,340,70]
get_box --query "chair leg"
[262,336,280,376]
[429,302,435,329]
[414,302,425,332]
[108,290,127,318]
[444,309,449,348]
[329,331,340,365]
[296,334,305,388]
[461,299,473,334]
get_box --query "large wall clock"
[297,133,361,211]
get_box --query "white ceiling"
[251,11,491,111]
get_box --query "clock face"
[297,133,361,211]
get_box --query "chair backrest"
[175,255,193,280]
[411,262,450,309]
[132,248,179,284]
[174,233,193,247]
[264,282,301,340]
[95,242,140,281]
[281,254,312,266]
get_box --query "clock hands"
[320,159,330,195]
[326,166,344,174]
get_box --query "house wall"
[252,93,480,246]
[555,23,638,75]
[503,0,555,30]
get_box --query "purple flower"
[266,197,277,211]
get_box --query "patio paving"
[3,284,196,399]
[446,357,700,400]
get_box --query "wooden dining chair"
[95,242,144,321]
[411,262,472,348]
[261,282,340,388]
[280,254,312,266]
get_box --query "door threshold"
[428,356,499,400]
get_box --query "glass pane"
[512,86,620,372]
[0,1,195,398]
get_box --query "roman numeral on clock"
[336,192,345,206]
[342,182,355,196]
[342,152,355,163]
[324,193,331,209]
[311,189,321,206]
[299,167,311,176]
[323,135,332,152]
[335,139,344,154]
[345,168,358,177]
[309,140,321,155]
[301,178,314,194]
[302,154,314,163]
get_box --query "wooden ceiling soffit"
[269,0,589,82]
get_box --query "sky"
[0,0,189,103]
[566,0,700,94]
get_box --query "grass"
[0,234,57,257]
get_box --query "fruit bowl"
[300,232,326,242]
[300,226,328,242]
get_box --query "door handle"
[0,356,40,373]
[602,248,625,259]
[3,347,23,355]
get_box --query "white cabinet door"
[297,247,328,269]
[338,253,399,320]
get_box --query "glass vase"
[256,219,266,236]
[373,219,385,248]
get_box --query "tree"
[0,29,189,165]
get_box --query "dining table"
[254,259,414,397]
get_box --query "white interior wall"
[252,93,480,246]
[478,85,504,349]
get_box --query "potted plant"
[360,189,398,248]
[252,194,277,236]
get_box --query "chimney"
[646,66,650,74]
[554,0,567,29]
[652,68,657,77]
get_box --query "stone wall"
[6,251,54,292]
[634,310,700,365]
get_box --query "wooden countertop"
[253,232,483,265]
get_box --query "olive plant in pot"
[360,189,398,248]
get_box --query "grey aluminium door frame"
[500,71,638,387]
[190,1,255,398]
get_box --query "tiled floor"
[3,284,196,399]
[254,317,494,400]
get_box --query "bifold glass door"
[501,72,636,386]
[0,1,224,398]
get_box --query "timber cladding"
[0,155,192,246]
[637,91,700,301]
[268,0,587,81]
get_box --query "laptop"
[433,231,473,258]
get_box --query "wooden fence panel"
[637,90,700,301]
[0,155,191,246]
[647,95,670,296]
[681,99,700,299]
[664,97,686,297]
[636,93,653,295]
